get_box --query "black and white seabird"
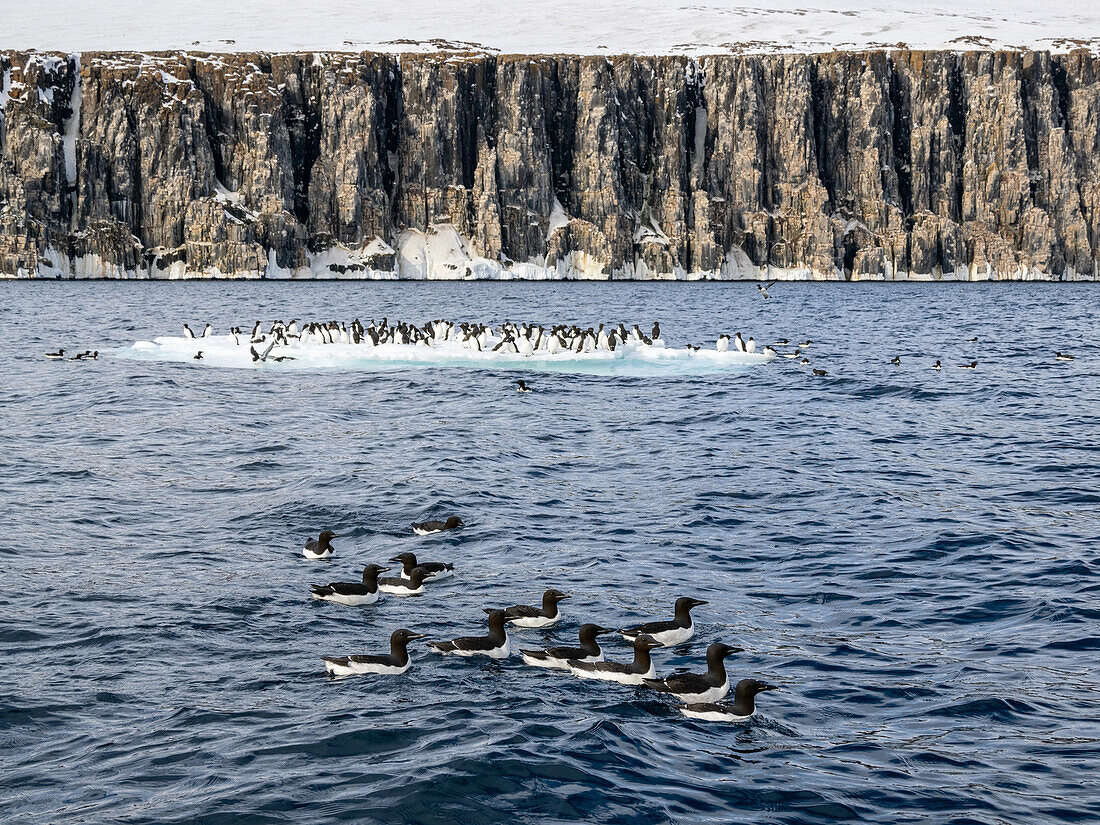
[812,368,828,376]
[193,351,203,360]
[490,589,570,629]
[429,609,511,658]
[310,564,386,606]
[412,516,465,536]
[378,566,432,596]
[642,642,742,702]
[45,348,65,360]
[567,635,661,685]
[967,337,978,343]
[520,624,615,669]
[890,356,901,365]
[621,597,706,647]
[932,360,942,371]
[757,281,776,299]
[183,324,195,339]
[322,629,426,676]
[1055,352,1075,361]
[389,551,454,581]
[680,678,778,721]
[303,530,339,560]
[516,380,532,393]
[958,361,977,370]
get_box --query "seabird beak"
[407,633,428,641]
[760,683,779,692]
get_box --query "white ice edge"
[2,0,1098,55]
[119,335,775,376]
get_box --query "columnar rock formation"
[1,49,1098,279]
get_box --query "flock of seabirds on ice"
[303,520,776,723]
[43,283,1077,367]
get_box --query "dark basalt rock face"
[1,48,1098,279]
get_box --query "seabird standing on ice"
[202,323,212,338]
[642,642,742,702]
[193,352,203,360]
[429,609,511,658]
[716,335,730,352]
[378,566,432,596]
[310,564,386,606]
[412,516,465,536]
[183,324,195,339]
[520,624,615,669]
[489,589,570,629]
[388,551,454,581]
[620,597,706,647]
[322,629,426,676]
[680,678,778,721]
[567,635,661,685]
[303,530,339,560]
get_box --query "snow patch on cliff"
[3,1,1098,55]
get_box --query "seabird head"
[735,678,778,698]
[389,552,417,566]
[578,624,615,642]
[444,516,465,529]
[361,563,387,581]
[633,635,663,653]
[706,642,744,664]
[391,628,427,644]
[675,596,708,613]
[543,589,571,605]
[318,530,340,543]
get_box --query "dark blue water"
[3,282,1099,825]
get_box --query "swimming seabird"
[620,597,706,647]
[567,635,661,685]
[193,352,203,360]
[428,609,511,658]
[45,349,65,360]
[890,356,901,365]
[800,358,810,365]
[412,516,465,536]
[932,360,942,371]
[642,642,742,702]
[303,530,339,560]
[958,361,977,369]
[520,624,615,669]
[680,678,778,721]
[310,564,386,606]
[489,589,570,629]
[1055,352,1075,361]
[517,380,532,393]
[378,566,432,596]
[322,629,426,676]
[812,368,828,376]
[388,551,454,581]
[967,337,978,343]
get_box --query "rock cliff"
[2,49,1098,279]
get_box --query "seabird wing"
[623,619,675,637]
[647,673,709,693]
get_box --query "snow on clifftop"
[2,0,1098,55]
